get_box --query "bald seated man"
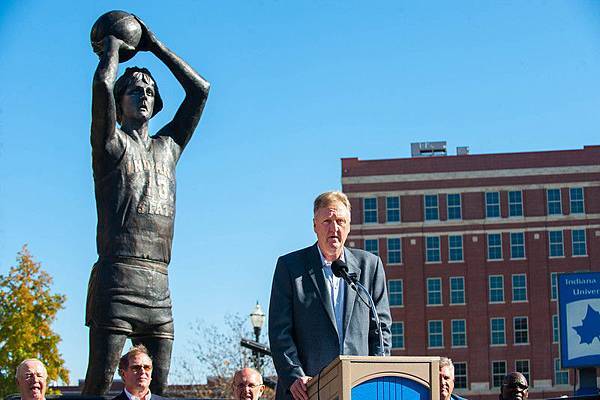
[232,368,265,400]
[499,372,528,400]
[16,359,48,400]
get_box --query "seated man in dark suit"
[112,345,167,400]
[269,191,392,400]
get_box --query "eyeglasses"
[236,383,263,390]
[130,364,153,373]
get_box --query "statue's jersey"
[93,130,181,265]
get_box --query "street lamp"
[249,302,266,371]
[250,301,266,342]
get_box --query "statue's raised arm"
[90,35,134,159]
[136,16,210,150]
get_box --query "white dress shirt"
[317,247,346,351]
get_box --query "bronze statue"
[83,11,210,395]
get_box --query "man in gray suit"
[269,191,392,400]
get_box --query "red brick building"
[341,145,600,399]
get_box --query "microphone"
[331,258,386,356]
[331,259,356,289]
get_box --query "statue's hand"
[93,35,135,58]
[133,15,158,52]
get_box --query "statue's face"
[121,78,155,124]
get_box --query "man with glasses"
[16,359,48,400]
[232,368,265,400]
[499,372,528,400]
[113,345,167,400]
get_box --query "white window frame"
[571,229,587,257]
[428,320,444,349]
[569,187,584,214]
[424,194,439,221]
[489,275,505,303]
[549,230,564,258]
[427,277,442,306]
[388,279,403,307]
[487,233,503,260]
[451,319,467,348]
[391,321,405,349]
[449,276,465,305]
[386,196,401,223]
[510,232,526,260]
[485,191,501,218]
[514,316,529,345]
[387,237,402,264]
[490,317,506,346]
[447,193,462,220]
[425,236,441,263]
[364,197,378,224]
[508,190,523,217]
[365,238,379,256]
[547,188,562,215]
[511,274,527,303]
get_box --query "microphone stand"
[349,273,385,357]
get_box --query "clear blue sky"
[1,0,599,384]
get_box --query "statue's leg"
[82,327,128,395]
[133,336,173,395]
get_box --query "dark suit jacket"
[268,243,392,399]
[112,391,168,400]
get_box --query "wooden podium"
[306,356,440,400]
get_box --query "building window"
[424,195,439,221]
[486,192,500,218]
[549,230,564,257]
[551,272,558,300]
[364,198,378,223]
[427,278,442,305]
[428,320,443,348]
[386,196,400,222]
[572,229,587,256]
[510,232,525,259]
[450,277,465,305]
[447,193,462,220]
[569,187,584,214]
[448,235,463,262]
[365,239,378,256]
[489,275,504,303]
[490,317,506,345]
[553,314,559,343]
[454,362,467,389]
[514,317,529,344]
[451,319,467,347]
[547,189,562,215]
[388,279,403,307]
[508,190,523,217]
[391,322,404,349]
[554,358,569,385]
[387,238,402,264]
[426,236,441,262]
[487,233,502,260]
[515,360,530,384]
[512,274,527,302]
[492,361,507,387]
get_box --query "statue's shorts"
[85,257,174,339]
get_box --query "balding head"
[16,359,48,400]
[232,368,264,400]
[500,372,528,400]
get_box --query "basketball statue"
[83,10,210,395]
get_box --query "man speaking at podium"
[269,191,391,400]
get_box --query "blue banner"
[558,272,600,368]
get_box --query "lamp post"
[249,302,266,371]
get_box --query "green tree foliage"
[0,245,69,397]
